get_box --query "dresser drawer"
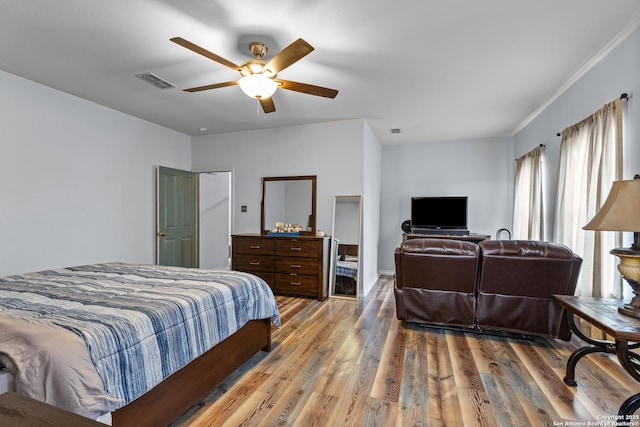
[234,237,275,255]
[275,239,319,258]
[274,273,318,295]
[234,254,275,273]
[276,256,318,275]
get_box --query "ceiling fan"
[170,37,339,114]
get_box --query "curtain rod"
[515,144,544,161]
[556,93,629,136]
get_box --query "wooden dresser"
[231,234,329,301]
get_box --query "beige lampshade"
[583,179,640,232]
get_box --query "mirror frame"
[330,194,362,299]
[260,175,317,236]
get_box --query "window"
[513,145,543,240]
[554,99,623,298]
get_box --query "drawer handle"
[291,264,302,268]
[291,282,302,286]
[290,247,302,251]
[250,245,261,249]
[250,261,260,265]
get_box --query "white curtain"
[554,99,623,298]
[513,145,543,240]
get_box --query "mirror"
[330,195,362,298]
[261,175,317,235]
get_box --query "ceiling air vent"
[389,128,401,134]
[135,72,176,90]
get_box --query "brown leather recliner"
[394,239,481,328]
[476,240,582,340]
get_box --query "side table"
[554,295,640,420]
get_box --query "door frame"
[198,170,233,269]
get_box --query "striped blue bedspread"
[336,260,358,279]
[0,263,280,408]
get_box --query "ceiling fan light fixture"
[238,74,277,99]
[172,36,338,113]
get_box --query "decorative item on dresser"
[232,234,330,301]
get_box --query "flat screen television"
[411,196,468,232]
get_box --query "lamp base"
[611,248,640,319]
[618,283,640,317]
[618,303,640,318]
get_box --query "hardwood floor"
[172,276,639,426]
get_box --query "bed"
[334,244,358,296]
[0,262,280,426]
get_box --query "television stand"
[402,232,491,244]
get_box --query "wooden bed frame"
[111,319,272,427]
[337,243,359,259]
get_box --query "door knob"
[157,231,166,237]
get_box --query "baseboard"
[361,274,381,297]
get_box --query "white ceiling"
[2,1,639,145]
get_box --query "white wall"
[192,119,386,295]
[0,70,191,276]
[514,25,640,243]
[199,172,231,269]
[378,136,514,273]
[192,120,365,235]
[362,121,381,294]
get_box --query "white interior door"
[199,171,232,269]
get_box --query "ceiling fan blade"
[183,81,238,93]
[264,38,314,74]
[259,97,276,114]
[278,80,339,98]
[170,37,241,73]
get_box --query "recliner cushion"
[476,239,582,340]
[394,239,480,327]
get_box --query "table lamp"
[583,175,640,317]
